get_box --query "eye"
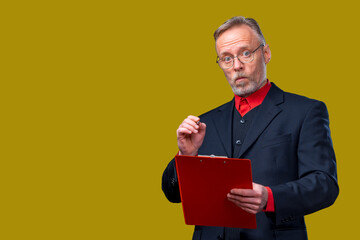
[223,56,233,62]
[242,50,251,57]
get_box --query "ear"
[263,44,271,64]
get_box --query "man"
[162,16,338,240]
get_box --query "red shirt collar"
[234,80,271,115]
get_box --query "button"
[236,140,242,145]
[171,178,177,187]
[240,119,245,124]
[281,218,290,223]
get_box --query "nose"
[233,56,244,71]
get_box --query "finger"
[199,122,206,130]
[186,115,200,123]
[177,127,193,135]
[239,206,258,215]
[179,122,198,133]
[229,200,259,211]
[230,188,258,197]
[227,194,259,205]
[228,197,261,209]
[183,118,200,130]
[227,198,260,214]
[252,182,264,192]
[227,198,258,213]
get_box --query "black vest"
[226,106,259,239]
[231,106,259,158]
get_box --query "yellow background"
[1,0,358,239]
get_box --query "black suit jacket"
[162,83,339,240]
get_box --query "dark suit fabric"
[162,83,339,240]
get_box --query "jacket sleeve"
[270,101,339,225]
[162,157,181,203]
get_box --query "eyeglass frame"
[216,43,265,69]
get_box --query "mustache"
[231,72,248,81]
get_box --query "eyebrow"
[219,46,251,57]
[218,51,232,57]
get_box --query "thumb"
[199,122,206,130]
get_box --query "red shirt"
[234,79,271,116]
[234,79,274,212]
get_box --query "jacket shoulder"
[283,91,327,111]
[271,83,324,106]
[198,99,234,119]
[267,83,329,120]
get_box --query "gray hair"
[214,16,266,44]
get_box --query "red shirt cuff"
[263,186,275,212]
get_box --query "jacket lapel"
[237,83,284,158]
[211,99,234,158]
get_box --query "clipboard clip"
[198,154,228,158]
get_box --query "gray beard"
[231,83,257,97]
[231,78,258,98]
[230,72,266,97]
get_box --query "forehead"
[216,25,259,54]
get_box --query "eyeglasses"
[216,43,264,69]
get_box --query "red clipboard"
[175,155,256,229]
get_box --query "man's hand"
[227,182,268,214]
[177,115,206,156]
